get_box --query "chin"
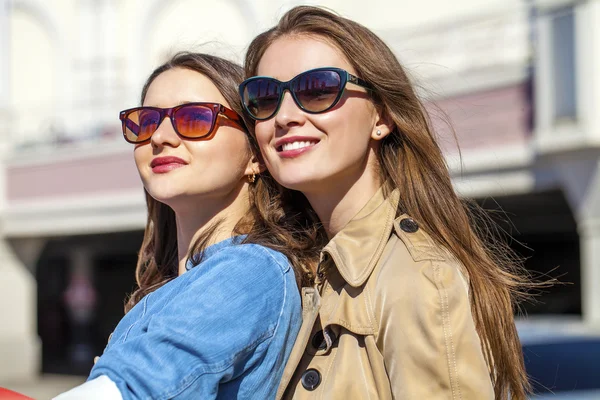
[147,193,179,207]
[274,174,323,193]
[144,185,185,205]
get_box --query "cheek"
[192,132,251,170]
[328,103,375,141]
[224,134,251,162]
[254,123,273,150]
[344,100,375,126]
[133,146,150,174]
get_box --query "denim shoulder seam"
[244,256,290,397]
[154,325,277,400]
[189,243,290,275]
[243,243,291,274]
[187,242,239,270]
[121,293,150,343]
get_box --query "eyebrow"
[143,100,198,108]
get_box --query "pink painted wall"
[6,151,143,203]
[428,82,532,154]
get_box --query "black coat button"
[400,218,419,233]
[301,368,321,390]
[312,330,326,350]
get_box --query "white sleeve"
[53,375,123,400]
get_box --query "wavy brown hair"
[244,7,533,399]
[124,52,323,313]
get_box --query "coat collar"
[322,187,399,287]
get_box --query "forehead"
[143,67,229,108]
[256,35,356,81]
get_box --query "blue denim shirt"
[89,237,302,400]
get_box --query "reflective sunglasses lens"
[293,70,342,113]
[123,109,161,143]
[243,78,282,119]
[173,105,214,138]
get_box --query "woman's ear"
[245,153,266,176]
[256,160,267,174]
[371,108,394,141]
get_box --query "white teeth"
[281,141,315,151]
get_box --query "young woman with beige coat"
[240,6,531,399]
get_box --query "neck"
[305,158,382,239]
[172,184,250,275]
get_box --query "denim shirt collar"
[185,235,246,271]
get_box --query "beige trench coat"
[277,188,494,399]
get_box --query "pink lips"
[150,156,188,174]
[274,136,320,159]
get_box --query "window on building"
[551,7,577,122]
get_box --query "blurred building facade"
[0,0,597,382]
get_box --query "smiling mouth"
[277,140,319,152]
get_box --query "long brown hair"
[125,52,323,313]
[244,7,532,399]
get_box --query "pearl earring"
[376,130,382,136]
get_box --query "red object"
[150,156,188,174]
[0,388,34,400]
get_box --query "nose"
[150,117,181,149]
[274,91,305,129]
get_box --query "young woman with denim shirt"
[239,7,533,400]
[55,53,320,400]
